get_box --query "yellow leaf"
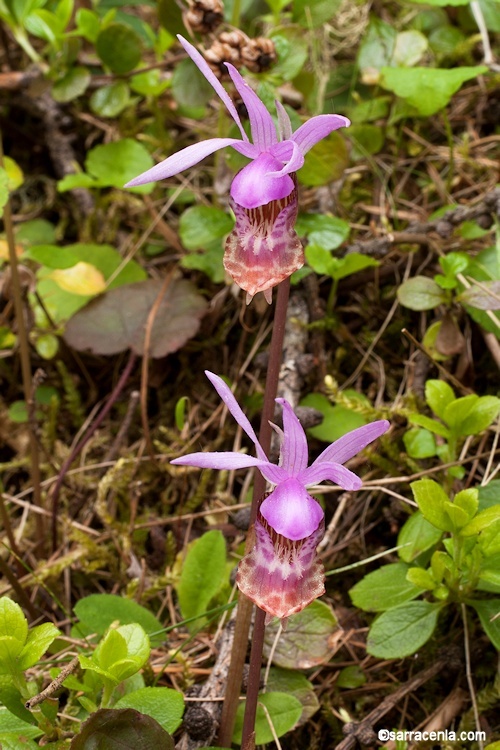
[4,156,24,191]
[0,239,24,260]
[49,262,106,295]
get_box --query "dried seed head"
[241,37,276,72]
[183,0,223,34]
[205,40,240,78]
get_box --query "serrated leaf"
[233,692,302,745]
[380,66,488,116]
[350,563,422,612]
[263,600,337,669]
[70,708,174,749]
[64,278,206,357]
[367,601,441,658]
[176,530,226,628]
[115,688,184,734]
[397,276,447,310]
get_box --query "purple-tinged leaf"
[459,281,500,310]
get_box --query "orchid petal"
[275,399,308,476]
[292,114,351,154]
[178,35,248,141]
[225,62,278,151]
[312,420,390,466]
[230,153,295,209]
[275,100,293,141]
[205,371,268,462]
[299,462,363,491]
[125,138,245,187]
[268,140,305,176]
[260,478,324,540]
[171,452,272,471]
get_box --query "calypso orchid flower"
[171,371,390,622]
[126,36,350,303]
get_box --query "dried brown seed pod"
[240,37,276,72]
[218,29,247,49]
[204,40,240,78]
[183,0,224,34]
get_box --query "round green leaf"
[96,24,142,74]
[298,132,349,187]
[52,67,90,103]
[114,688,184,734]
[85,139,154,192]
[233,692,302,745]
[397,276,447,310]
[90,82,131,118]
[73,594,164,647]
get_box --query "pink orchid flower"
[126,36,350,303]
[171,372,389,621]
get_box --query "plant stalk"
[218,279,290,748]
[0,134,45,547]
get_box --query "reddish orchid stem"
[50,350,137,551]
[218,279,290,749]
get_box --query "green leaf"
[180,243,225,284]
[336,665,367,689]
[75,7,100,42]
[479,519,500,557]
[263,600,337,669]
[96,624,150,682]
[348,124,385,160]
[295,214,350,251]
[443,500,469,530]
[367,601,441,658]
[479,481,500,511]
[298,132,349,187]
[233,692,302,745]
[358,18,396,79]
[407,413,450,438]
[411,479,454,532]
[130,70,170,98]
[397,276,447,310]
[453,489,479,521]
[330,253,380,282]
[172,58,213,108]
[0,598,28,668]
[85,139,154,192]
[292,0,342,27]
[0,168,8,213]
[403,427,437,458]
[380,66,488,116]
[300,393,368,443]
[392,30,428,66]
[179,206,234,251]
[96,23,142,74]
[70,708,174,749]
[469,600,500,650]
[90,82,130,118]
[406,567,436,590]
[398,511,443,562]
[176,531,227,627]
[18,622,60,670]
[114,688,184,734]
[349,563,422,612]
[425,379,455,420]
[73,594,164,647]
[52,66,90,103]
[457,396,500,436]
[265,668,319,725]
[461,506,500,537]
